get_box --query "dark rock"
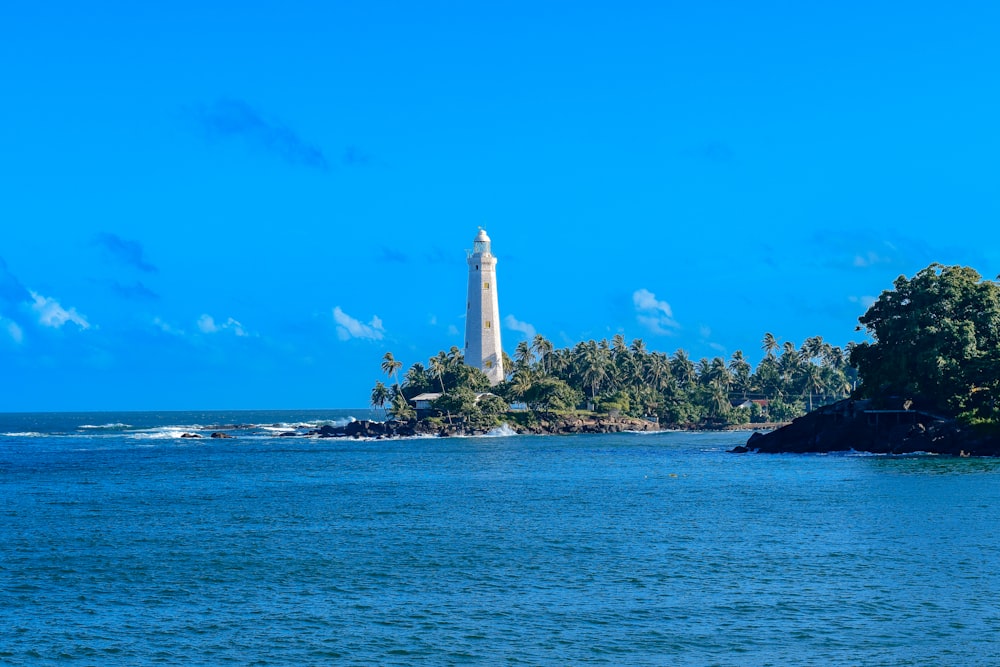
[210,432,234,439]
[746,398,1000,456]
[278,431,298,437]
[180,432,201,438]
[729,445,749,454]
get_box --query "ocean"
[3,410,999,665]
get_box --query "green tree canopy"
[851,263,1000,421]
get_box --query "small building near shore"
[410,392,442,415]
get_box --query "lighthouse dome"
[472,228,492,255]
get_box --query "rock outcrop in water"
[742,398,1000,456]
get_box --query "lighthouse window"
[483,282,490,289]
[485,321,491,329]
[485,361,493,368]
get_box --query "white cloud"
[633,288,679,335]
[503,314,536,339]
[1,316,23,344]
[447,324,459,336]
[153,317,185,336]
[198,314,248,337]
[333,306,385,341]
[29,291,90,330]
[429,315,438,326]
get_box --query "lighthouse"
[465,228,505,385]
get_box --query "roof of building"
[410,392,442,402]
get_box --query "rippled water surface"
[3,411,1000,665]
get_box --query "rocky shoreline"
[736,398,1000,456]
[303,414,662,439]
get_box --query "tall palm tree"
[762,332,779,359]
[430,353,449,393]
[370,381,390,420]
[630,338,647,356]
[381,352,404,408]
[428,353,453,425]
[801,335,825,363]
[576,340,610,405]
[729,350,751,397]
[514,340,534,370]
[531,334,553,374]
[671,349,697,389]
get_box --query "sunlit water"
[3,411,1000,665]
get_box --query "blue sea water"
[2,410,1000,666]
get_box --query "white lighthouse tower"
[465,228,505,385]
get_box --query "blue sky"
[2,1,998,410]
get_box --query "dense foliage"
[851,264,1000,423]
[374,332,856,428]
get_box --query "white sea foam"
[79,423,131,430]
[2,431,45,437]
[131,427,204,440]
[484,423,518,437]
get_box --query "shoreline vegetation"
[371,330,856,438]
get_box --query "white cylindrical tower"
[465,228,505,385]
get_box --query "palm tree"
[729,350,751,397]
[429,353,449,393]
[630,338,647,356]
[509,368,534,402]
[611,333,627,355]
[514,340,534,370]
[576,340,610,406]
[644,352,672,392]
[531,334,553,374]
[801,335,825,364]
[502,350,515,379]
[370,381,390,420]
[762,332,779,359]
[429,353,453,424]
[671,349,697,389]
[803,363,824,411]
[381,352,404,408]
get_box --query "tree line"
[372,332,857,428]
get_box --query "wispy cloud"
[95,233,157,273]
[198,314,248,337]
[195,98,329,171]
[30,291,90,330]
[633,288,679,335]
[153,317,185,337]
[333,306,384,341]
[1,315,23,344]
[504,314,536,339]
